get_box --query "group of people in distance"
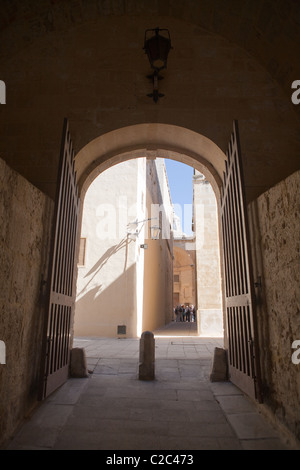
[174,304,196,322]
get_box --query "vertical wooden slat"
[68,194,77,295]
[224,193,234,296]
[59,162,71,294]
[50,305,57,374]
[56,157,66,293]
[239,306,246,373]
[65,180,73,295]
[53,155,67,293]
[240,307,247,374]
[232,307,237,368]
[48,305,55,374]
[231,160,242,295]
[235,307,241,370]
[222,203,231,297]
[232,156,246,294]
[228,169,239,296]
[246,305,254,378]
[243,306,250,376]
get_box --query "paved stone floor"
[5,322,294,450]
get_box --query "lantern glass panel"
[146,33,171,70]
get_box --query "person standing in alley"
[185,305,190,322]
[182,304,186,322]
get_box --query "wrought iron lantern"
[143,27,172,103]
[144,27,172,71]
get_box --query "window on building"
[174,274,180,282]
[78,238,86,266]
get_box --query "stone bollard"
[209,347,228,382]
[70,348,88,378]
[139,331,155,381]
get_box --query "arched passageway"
[56,121,259,401]
[74,153,223,340]
[1,0,299,449]
[35,119,299,445]
[71,123,227,343]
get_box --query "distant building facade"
[172,213,196,310]
[193,171,223,336]
[74,157,174,338]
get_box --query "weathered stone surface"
[70,348,88,378]
[139,331,155,381]
[194,174,223,337]
[0,157,53,446]
[210,347,228,382]
[248,169,300,442]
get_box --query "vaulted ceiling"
[1,0,299,104]
[0,1,299,202]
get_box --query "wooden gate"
[221,120,262,402]
[39,119,80,400]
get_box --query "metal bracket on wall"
[254,276,262,288]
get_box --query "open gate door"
[221,120,262,402]
[39,119,80,400]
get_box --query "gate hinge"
[39,274,48,304]
[254,276,262,288]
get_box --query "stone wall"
[0,158,53,446]
[248,170,300,442]
[75,157,173,337]
[142,159,174,332]
[74,159,141,338]
[193,172,223,336]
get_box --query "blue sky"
[164,159,194,236]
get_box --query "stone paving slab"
[4,329,293,451]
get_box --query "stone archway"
[74,123,226,199]
[40,121,230,398]
[73,122,227,339]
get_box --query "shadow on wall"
[77,236,132,298]
[74,263,137,338]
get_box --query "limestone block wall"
[0,157,53,446]
[193,173,223,336]
[74,157,173,338]
[248,169,300,443]
[74,159,141,338]
[142,159,174,332]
